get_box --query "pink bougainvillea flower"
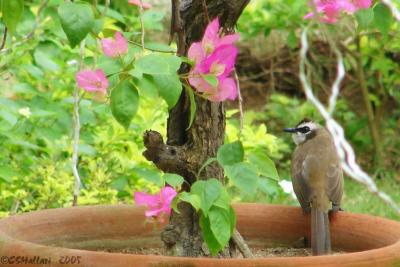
[188,45,238,101]
[128,0,152,9]
[101,31,128,58]
[188,18,239,63]
[187,18,239,102]
[353,0,372,9]
[76,69,109,93]
[305,0,372,23]
[134,186,177,219]
[206,77,237,102]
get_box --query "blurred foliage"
[237,0,400,219]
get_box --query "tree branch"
[0,27,7,51]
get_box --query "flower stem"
[72,40,86,206]
[138,0,145,52]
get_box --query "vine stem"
[138,0,145,51]
[0,27,7,51]
[72,41,85,206]
[234,70,244,138]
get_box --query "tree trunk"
[143,0,249,257]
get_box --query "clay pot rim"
[0,203,399,266]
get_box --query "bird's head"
[284,118,321,145]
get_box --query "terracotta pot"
[0,203,399,267]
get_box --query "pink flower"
[354,0,372,9]
[188,18,239,63]
[134,186,177,219]
[305,0,372,23]
[76,69,109,93]
[187,18,239,102]
[128,0,152,9]
[101,32,128,58]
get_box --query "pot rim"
[0,203,399,267]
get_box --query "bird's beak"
[283,128,297,133]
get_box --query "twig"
[0,27,7,51]
[299,28,400,214]
[355,35,382,165]
[138,0,145,51]
[10,200,20,215]
[232,229,253,258]
[72,41,86,206]
[201,0,210,24]
[234,70,244,138]
[128,40,176,53]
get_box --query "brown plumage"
[285,120,343,255]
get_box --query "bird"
[284,118,343,255]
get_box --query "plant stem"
[72,41,85,206]
[234,70,244,139]
[138,0,145,51]
[355,36,382,167]
[127,40,176,53]
[0,27,7,51]
[232,229,253,258]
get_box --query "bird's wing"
[325,163,343,207]
[292,152,311,212]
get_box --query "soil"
[97,246,344,258]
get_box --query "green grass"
[343,177,400,221]
[269,177,400,221]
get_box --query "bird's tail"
[311,206,331,255]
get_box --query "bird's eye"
[297,126,310,134]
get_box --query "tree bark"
[143,0,249,257]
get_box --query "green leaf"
[0,165,18,183]
[217,141,244,167]
[197,157,217,178]
[203,74,218,87]
[373,3,392,37]
[209,206,232,248]
[133,75,158,98]
[179,192,201,211]
[145,42,176,53]
[135,54,181,75]
[248,150,279,180]
[191,179,222,215]
[224,162,258,195]
[33,43,61,71]
[2,0,24,34]
[200,214,222,256]
[58,2,95,48]
[213,188,231,210]
[133,167,163,187]
[111,176,129,191]
[152,74,182,109]
[258,178,280,196]
[185,85,196,130]
[98,56,122,76]
[164,173,184,187]
[110,80,139,129]
[355,8,374,30]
